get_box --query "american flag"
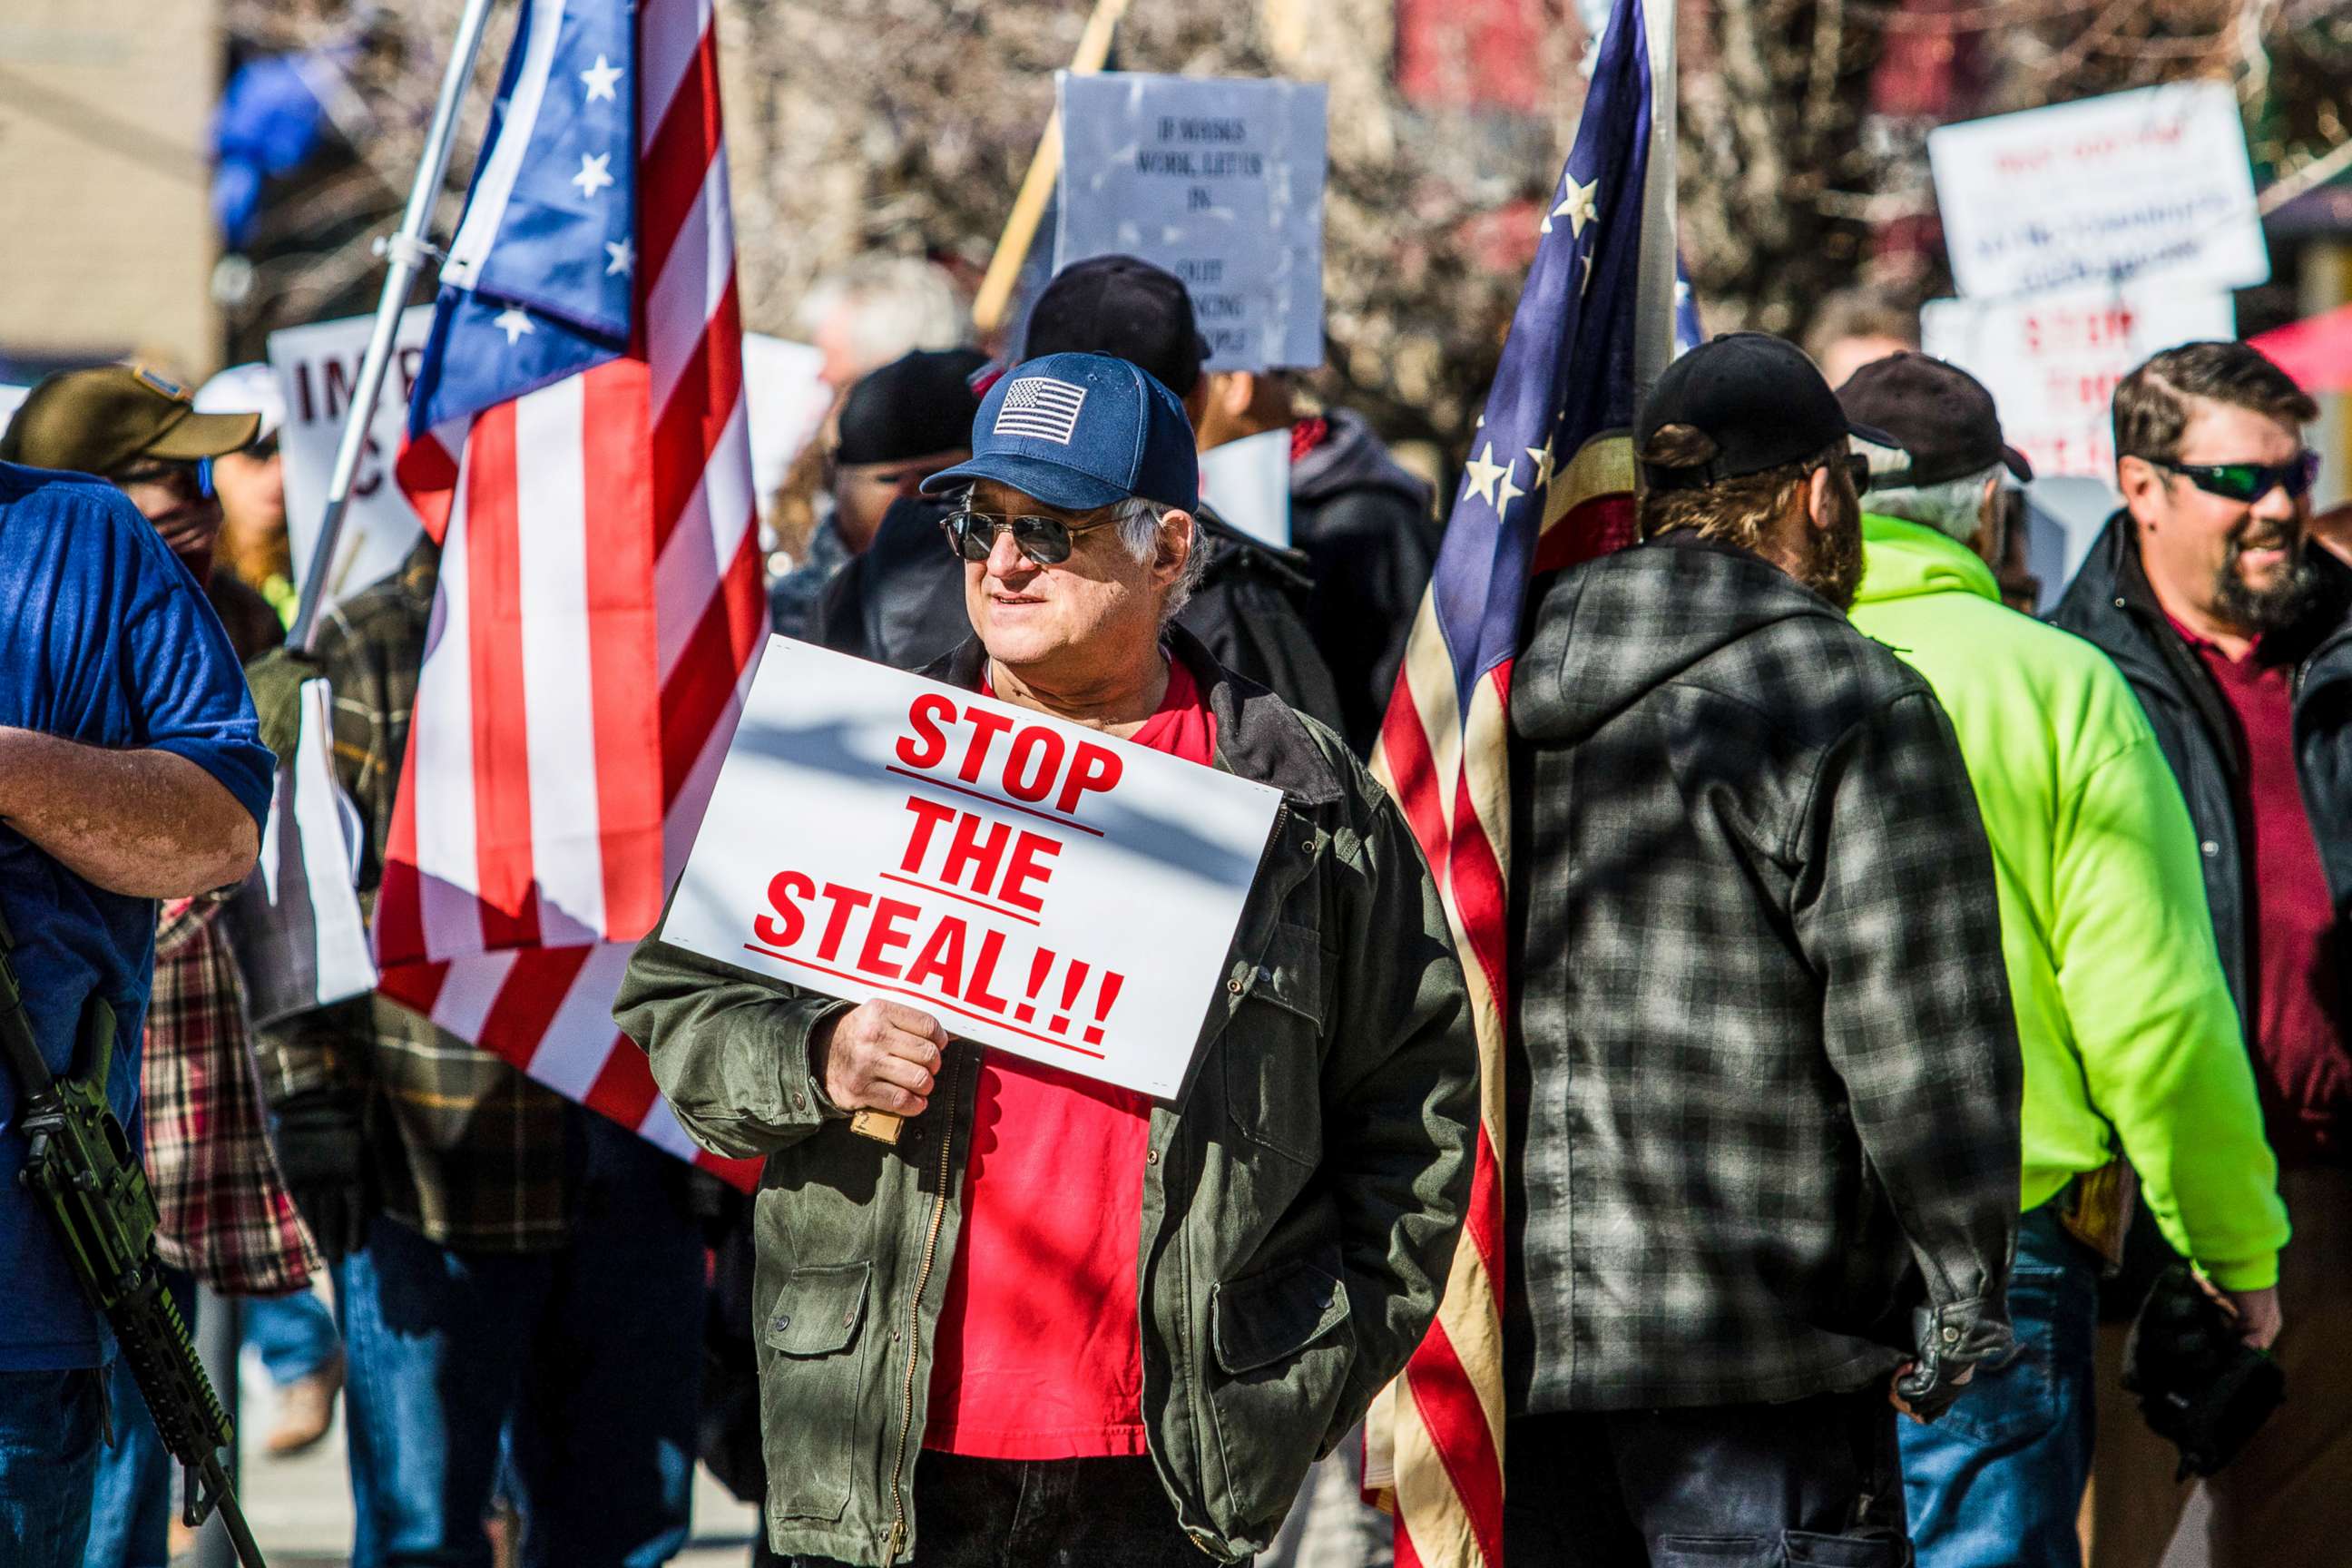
[1364,0,1671,1559]
[376,0,766,1186]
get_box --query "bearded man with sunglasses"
[2053,341,2352,1568]
[621,350,1475,1567]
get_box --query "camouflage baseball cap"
[0,364,261,475]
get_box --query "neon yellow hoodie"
[1850,514,2287,1289]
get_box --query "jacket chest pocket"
[1220,921,1328,1167]
[759,1261,873,1524]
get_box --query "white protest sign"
[1929,83,2269,299]
[1922,280,2235,479]
[1055,73,1328,373]
[266,306,435,611]
[1199,426,1292,548]
[662,639,1284,1098]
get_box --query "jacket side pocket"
[760,1261,873,1524]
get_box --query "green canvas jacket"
[614,628,1475,1565]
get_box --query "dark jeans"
[83,1266,194,1568]
[1506,1387,1913,1566]
[1898,1203,2096,1568]
[785,1452,1202,1568]
[333,1119,704,1568]
[0,1367,103,1568]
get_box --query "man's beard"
[1799,487,1865,610]
[2212,530,2324,636]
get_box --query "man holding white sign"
[619,351,1475,1566]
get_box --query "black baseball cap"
[1637,332,1894,490]
[834,348,989,466]
[1024,256,1210,399]
[1837,351,2033,486]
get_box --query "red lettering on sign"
[752,869,816,947]
[957,708,1015,783]
[814,883,873,961]
[1057,741,1122,815]
[999,832,1062,913]
[965,928,1010,1011]
[906,916,968,992]
[897,694,956,769]
[1003,726,1064,802]
[898,795,958,871]
[858,897,922,980]
[941,812,1013,894]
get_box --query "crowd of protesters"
[0,242,2344,1568]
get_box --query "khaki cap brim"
[142,408,263,462]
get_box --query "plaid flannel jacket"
[1504,534,2023,1412]
[253,545,576,1253]
[146,895,318,1295]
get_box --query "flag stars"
[1463,442,1508,508]
[1494,462,1525,518]
[605,237,635,277]
[495,307,534,345]
[579,54,623,103]
[1545,176,1600,239]
[573,152,615,200]
[1526,436,1559,495]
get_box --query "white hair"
[798,256,968,376]
[1864,457,2003,544]
[1111,495,1206,623]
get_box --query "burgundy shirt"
[2175,620,2350,1164]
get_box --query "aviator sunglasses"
[942,506,1122,566]
[2144,452,2320,505]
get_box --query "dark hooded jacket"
[1287,411,1438,754]
[1504,533,2022,1412]
[2048,512,2352,1161]
[808,495,1346,731]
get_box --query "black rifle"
[0,902,265,1567]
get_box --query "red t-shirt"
[2175,623,2351,1165]
[924,658,1217,1457]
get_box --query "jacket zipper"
[884,1046,964,1566]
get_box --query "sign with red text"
[1928,83,2268,299]
[267,306,436,612]
[1922,280,2234,479]
[661,639,1284,1098]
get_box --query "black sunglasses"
[941,507,1121,566]
[2146,452,2320,505]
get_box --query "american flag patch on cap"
[994,377,1088,446]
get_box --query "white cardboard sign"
[1922,280,2236,479]
[662,639,1284,1099]
[1055,72,1328,373]
[266,306,436,611]
[1929,83,2269,299]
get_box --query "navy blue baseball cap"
[919,351,1199,514]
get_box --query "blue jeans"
[0,1367,103,1568]
[245,1289,339,1386]
[83,1268,193,1568]
[333,1117,703,1568]
[1900,1202,2098,1568]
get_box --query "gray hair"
[1864,458,2003,544]
[1111,495,1207,623]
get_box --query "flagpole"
[969,0,1133,338]
[1632,0,1680,400]
[289,0,502,652]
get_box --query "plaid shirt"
[254,545,577,1253]
[1505,535,2022,1412]
[145,894,318,1295]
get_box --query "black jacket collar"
[922,622,1344,808]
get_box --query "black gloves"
[270,1090,373,1264]
[1898,1301,2015,1422]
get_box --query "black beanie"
[835,348,990,466]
